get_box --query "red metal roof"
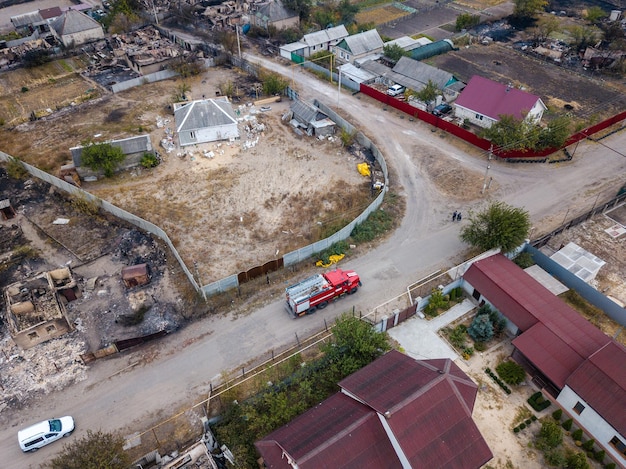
[566,342,626,435]
[464,255,610,359]
[256,351,492,469]
[255,391,402,469]
[454,75,543,121]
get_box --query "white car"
[18,416,75,452]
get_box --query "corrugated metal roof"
[464,254,611,388]
[256,351,492,469]
[303,25,348,47]
[393,56,457,90]
[175,98,238,132]
[49,9,101,36]
[566,342,626,435]
[289,100,327,125]
[338,63,377,84]
[454,75,545,121]
[121,263,148,279]
[255,393,401,469]
[11,11,44,28]
[39,7,62,20]
[340,29,383,56]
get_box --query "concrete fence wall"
[111,69,179,93]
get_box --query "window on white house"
[610,436,626,455]
[573,402,585,414]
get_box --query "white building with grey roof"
[174,98,239,147]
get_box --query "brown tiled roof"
[566,342,626,435]
[256,351,492,469]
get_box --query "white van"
[18,416,74,452]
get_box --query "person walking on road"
[457,212,462,221]
[452,211,458,221]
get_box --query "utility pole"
[481,145,493,195]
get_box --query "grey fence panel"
[525,245,626,326]
[201,275,239,297]
[111,69,179,93]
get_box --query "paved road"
[2,52,626,467]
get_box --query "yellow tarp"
[357,163,370,177]
[316,253,345,268]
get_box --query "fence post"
[295,332,300,346]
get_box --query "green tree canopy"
[411,80,440,104]
[45,430,130,469]
[383,43,409,62]
[481,115,537,151]
[460,201,531,253]
[467,314,494,342]
[455,13,480,31]
[261,71,289,96]
[513,0,548,18]
[537,420,563,450]
[337,0,359,25]
[584,6,607,24]
[321,314,391,377]
[283,0,312,21]
[81,142,125,177]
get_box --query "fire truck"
[285,269,361,317]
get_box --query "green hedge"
[485,368,511,394]
[527,391,551,411]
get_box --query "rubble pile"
[0,333,87,414]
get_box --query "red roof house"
[255,350,493,469]
[453,75,547,129]
[463,253,625,466]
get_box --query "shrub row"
[527,391,551,411]
[485,368,511,394]
[513,415,538,433]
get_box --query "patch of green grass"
[350,208,393,243]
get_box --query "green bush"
[552,409,563,420]
[572,429,583,441]
[496,360,526,385]
[525,419,532,426]
[562,418,573,431]
[565,450,590,469]
[350,208,393,243]
[527,392,551,411]
[604,463,615,469]
[474,341,486,352]
[582,439,595,451]
[519,423,526,430]
[468,314,494,342]
[513,426,520,433]
[140,152,159,168]
[531,415,537,421]
[593,450,605,463]
[545,448,567,467]
[538,420,563,450]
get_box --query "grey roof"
[303,25,348,47]
[339,29,383,56]
[175,98,238,132]
[254,0,297,22]
[409,39,454,61]
[281,42,306,53]
[290,100,327,125]
[70,135,152,166]
[360,59,394,78]
[338,63,377,84]
[393,56,457,89]
[11,11,44,28]
[384,35,430,52]
[50,9,102,36]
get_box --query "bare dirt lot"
[431,43,626,121]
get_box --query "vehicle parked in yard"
[18,416,74,452]
[432,103,453,116]
[387,84,406,97]
[285,269,361,317]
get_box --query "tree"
[45,430,130,469]
[481,115,538,151]
[172,82,191,102]
[412,80,440,104]
[283,0,312,21]
[495,360,526,385]
[537,420,563,450]
[261,72,289,96]
[338,0,359,25]
[455,13,480,31]
[565,450,590,469]
[568,25,598,50]
[513,0,548,19]
[532,16,560,41]
[460,201,531,253]
[467,314,494,342]
[584,6,606,24]
[22,49,51,67]
[321,314,391,377]
[536,115,571,150]
[383,43,409,62]
[81,142,125,177]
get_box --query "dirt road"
[2,53,626,467]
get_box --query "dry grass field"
[355,5,411,25]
